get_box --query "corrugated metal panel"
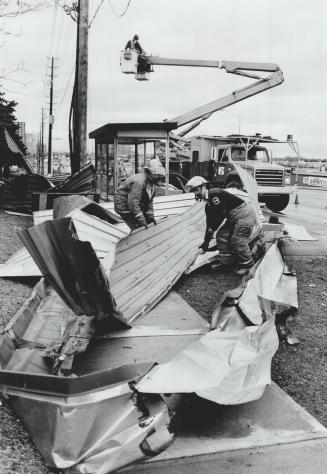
[0,211,129,278]
[0,174,52,212]
[49,162,95,194]
[102,192,196,218]
[110,201,205,324]
[1,128,35,174]
[19,217,129,328]
[53,194,121,224]
[20,202,205,325]
[70,209,128,261]
[33,208,55,225]
[0,247,41,278]
[33,192,197,225]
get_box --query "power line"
[107,0,132,18]
[89,0,105,28]
[56,63,75,118]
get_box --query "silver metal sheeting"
[19,217,129,327]
[109,201,205,324]
[32,192,197,225]
[7,385,173,474]
[0,210,128,278]
[135,242,296,404]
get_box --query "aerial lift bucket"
[120,50,139,74]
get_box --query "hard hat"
[185,176,207,192]
[149,166,165,177]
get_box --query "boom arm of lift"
[121,51,284,130]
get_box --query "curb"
[281,239,327,257]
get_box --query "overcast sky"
[1,0,327,157]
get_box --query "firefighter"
[199,188,257,275]
[114,162,165,230]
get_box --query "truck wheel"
[265,195,289,212]
[224,180,242,190]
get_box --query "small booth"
[89,122,177,201]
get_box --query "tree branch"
[0,1,51,18]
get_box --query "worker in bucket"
[125,34,144,54]
[199,188,257,275]
[124,34,147,74]
[114,162,165,230]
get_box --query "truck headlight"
[285,176,291,185]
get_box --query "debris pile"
[0,162,96,213]
[0,188,299,473]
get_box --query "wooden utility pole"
[75,0,89,170]
[48,56,54,175]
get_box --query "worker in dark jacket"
[200,188,257,275]
[125,34,144,54]
[124,34,148,74]
[114,162,165,230]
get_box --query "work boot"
[211,261,232,272]
[235,267,250,276]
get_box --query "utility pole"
[74,0,89,171]
[48,56,54,175]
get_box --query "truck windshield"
[248,149,270,162]
[231,147,270,162]
[231,148,246,161]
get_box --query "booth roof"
[89,121,178,140]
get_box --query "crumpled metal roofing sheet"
[19,217,129,327]
[135,241,295,404]
[0,210,129,278]
[53,194,122,224]
[109,201,205,324]
[0,127,35,173]
[7,381,172,474]
[69,209,128,260]
[0,247,41,278]
[48,162,95,194]
[18,201,205,325]
[32,192,197,225]
[0,174,52,212]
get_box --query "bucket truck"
[121,48,297,211]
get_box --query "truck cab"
[188,135,297,212]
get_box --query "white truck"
[189,134,298,211]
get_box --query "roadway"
[267,187,327,239]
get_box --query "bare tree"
[0,1,51,84]
[0,1,49,18]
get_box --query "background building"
[15,122,26,144]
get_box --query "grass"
[0,210,326,472]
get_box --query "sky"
[1,0,327,158]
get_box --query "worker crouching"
[114,162,166,230]
[200,188,258,275]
